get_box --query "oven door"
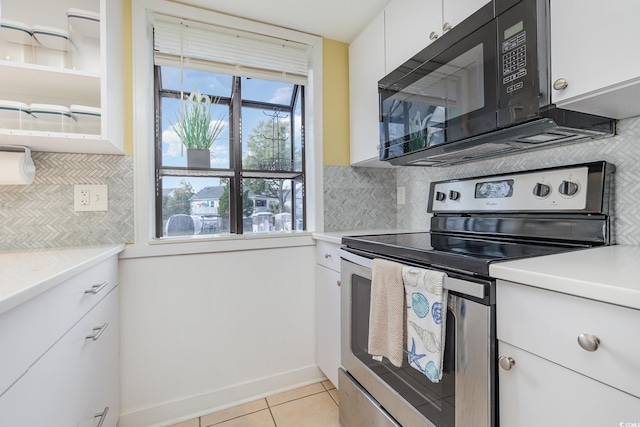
[340,253,494,427]
[379,19,498,163]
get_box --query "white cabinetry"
[0,0,124,154]
[551,0,640,119]
[0,256,120,427]
[349,11,387,167]
[315,240,342,388]
[497,280,640,426]
[384,0,488,72]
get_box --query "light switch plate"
[397,186,405,205]
[74,185,108,212]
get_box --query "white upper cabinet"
[384,0,441,73]
[551,0,640,119]
[443,0,491,32]
[349,11,388,166]
[385,0,489,73]
[0,0,124,154]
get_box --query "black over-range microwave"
[379,0,615,166]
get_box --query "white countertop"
[0,244,125,316]
[490,245,640,310]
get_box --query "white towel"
[368,259,405,368]
[402,266,448,382]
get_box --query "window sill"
[119,231,316,259]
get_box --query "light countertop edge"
[0,243,125,316]
[489,245,640,310]
[312,229,423,245]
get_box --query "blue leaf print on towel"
[412,293,430,318]
[424,361,440,382]
[432,301,443,324]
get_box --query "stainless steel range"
[339,161,615,427]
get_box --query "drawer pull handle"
[429,31,439,40]
[85,281,109,295]
[577,333,600,352]
[94,406,109,427]
[86,323,109,341]
[324,253,332,260]
[498,356,516,371]
[337,280,341,287]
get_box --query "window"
[153,16,308,238]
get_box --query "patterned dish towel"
[402,266,448,382]
[368,258,405,368]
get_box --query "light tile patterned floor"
[167,380,339,427]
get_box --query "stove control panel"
[430,165,591,212]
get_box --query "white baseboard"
[117,365,326,427]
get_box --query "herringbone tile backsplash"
[0,153,134,250]
[326,115,640,245]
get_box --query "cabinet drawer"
[315,241,342,272]
[0,255,117,395]
[0,287,119,426]
[498,342,640,426]
[78,353,120,427]
[497,280,640,398]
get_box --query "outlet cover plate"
[74,185,108,212]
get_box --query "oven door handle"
[339,248,486,299]
[339,248,373,269]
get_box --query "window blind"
[153,15,310,84]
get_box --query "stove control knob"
[533,183,551,198]
[435,191,446,201]
[449,190,460,201]
[558,180,579,196]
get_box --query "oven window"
[351,274,456,426]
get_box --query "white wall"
[118,245,319,427]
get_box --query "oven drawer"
[497,280,640,398]
[338,369,400,427]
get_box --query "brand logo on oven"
[486,201,498,206]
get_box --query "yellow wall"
[322,39,351,166]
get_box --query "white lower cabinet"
[497,280,640,426]
[499,342,640,426]
[0,257,119,427]
[315,240,342,388]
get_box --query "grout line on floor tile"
[267,390,330,408]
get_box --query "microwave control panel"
[502,28,527,93]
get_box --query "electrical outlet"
[74,185,108,212]
[397,186,406,205]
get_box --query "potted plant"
[172,84,225,168]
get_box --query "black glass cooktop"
[342,232,586,277]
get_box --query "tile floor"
[167,380,339,427]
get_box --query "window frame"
[154,68,306,237]
[131,0,324,248]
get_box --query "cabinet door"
[384,0,442,73]
[349,11,388,166]
[499,342,640,427]
[551,0,640,118]
[316,264,341,388]
[443,0,489,29]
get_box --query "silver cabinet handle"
[324,253,332,260]
[94,407,109,427]
[498,356,516,371]
[85,281,109,295]
[577,333,600,352]
[429,31,439,40]
[442,22,452,32]
[336,280,341,287]
[553,78,568,90]
[86,323,109,341]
